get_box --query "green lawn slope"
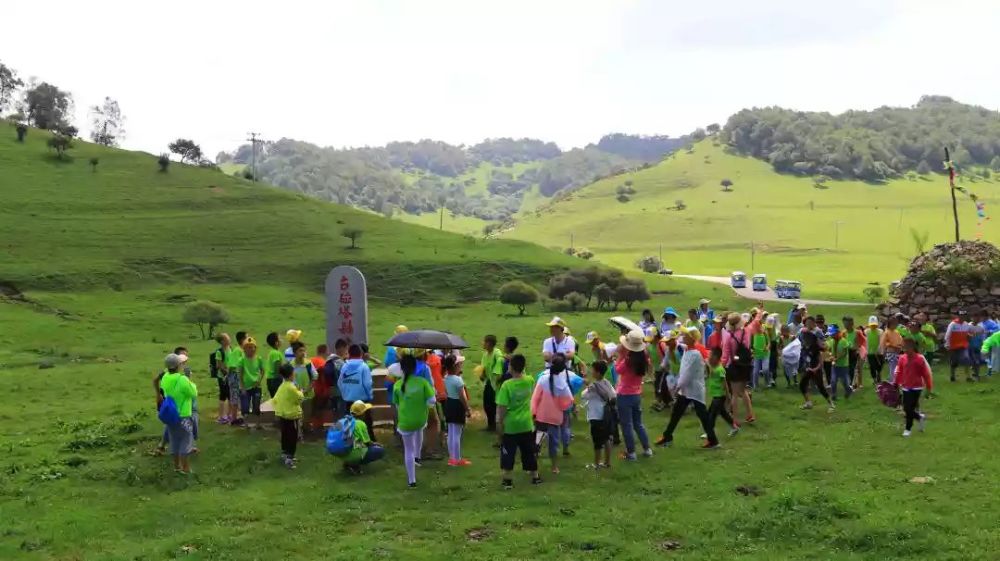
[503,139,1000,301]
[0,128,582,304]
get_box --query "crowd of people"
[152,301,996,483]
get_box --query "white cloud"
[1,0,997,157]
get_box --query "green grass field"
[503,140,1000,301]
[2,128,999,560]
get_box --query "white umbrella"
[609,316,641,334]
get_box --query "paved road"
[675,275,868,307]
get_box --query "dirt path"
[675,275,868,307]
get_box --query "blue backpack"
[158,396,181,426]
[325,415,356,456]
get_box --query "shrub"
[564,291,587,311]
[499,280,539,315]
[182,300,230,339]
[635,255,663,273]
[862,286,887,304]
[157,154,170,172]
[576,248,594,260]
[46,134,73,160]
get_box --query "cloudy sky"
[2,0,998,157]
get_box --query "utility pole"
[570,232,574,251]
[750,240,755,270]
[247,132,263,182]
[659,243,663,264]
[946,147,960,242]
[834,221,845,250]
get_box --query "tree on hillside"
[990,156,1000,172]
[613,279,650,311]
[342,227,363,249]
[916,161,932,175]
[168,138,203,163]
[183,300,230,340]
[46,133,73,160]
[0,62,24,115]
[88,97,125,147]
[594,283,614,310]
[157,153,170,172]
[564,291,587,311]
[25,82,73,131]
[706,123,720,134]
[498,280,539,315]
[720,178,733,192]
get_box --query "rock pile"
[878,241,1000,334]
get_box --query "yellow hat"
[395,325,409,334]
[585,331,600,344]
[285,329,302,343]
[350,400,373,416]
[243,336,257,350]
[545,316,568,329]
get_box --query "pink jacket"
[530,373,575,425]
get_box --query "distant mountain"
[219,133,689,223]
[723,96,1000,181]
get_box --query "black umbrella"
[385,330,469,350]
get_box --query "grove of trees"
[547,267,651,311]
[722,96,1000,181]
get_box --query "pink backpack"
[876,381,900,408]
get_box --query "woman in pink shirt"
[614,330,654,461]
[531,355,575,474]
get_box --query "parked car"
[730,271,747,288]
[658,268,674,276]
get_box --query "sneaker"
[585,463,599,470]
[950,375,956,382]
[801,401,813,410]
[655,436,672,448]
[642,448,654,458]
[562,449,571,457]
[918,414,927,432]
[531,477,543,485]
[502,479,513,490]
[457,459,472,466]
[624,452,638,461]
[447,459,460,467]
[728,425,740,437]
[230,418,245,426]
[597,463,609,469]
[702,441,720,450]
[216,416,230,425]
[745,415,756,424]
[551,466,560,475]
[407,482,418,489]
[344,464,362,475]
[413,458,423,468]
[699,433,707,439]
[902,430,911,437]
[827,403,836,413]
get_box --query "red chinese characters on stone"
[338,275,354,336]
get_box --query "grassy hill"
[502,139,1000,301]
[3,127,998,561]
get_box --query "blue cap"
[827,324,840,336]
[662,307,678,318]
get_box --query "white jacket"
[676,349,706,404]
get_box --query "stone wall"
[877,240,1000,335]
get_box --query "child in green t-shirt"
[751,328,771,390]
[495,354,541,489]
[342,400,385,475]
[239,337,265,428]
[829,326,854,400]
[706,348,739,438]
